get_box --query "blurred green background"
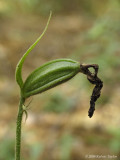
[0,0,120,159]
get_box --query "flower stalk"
[15,96,25,160]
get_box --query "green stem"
[15,96,25,160]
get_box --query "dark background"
[0,0,120,159]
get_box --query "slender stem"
[15,96,25,160]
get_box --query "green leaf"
[15,11,52,89]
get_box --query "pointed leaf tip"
[15,11,52,89]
